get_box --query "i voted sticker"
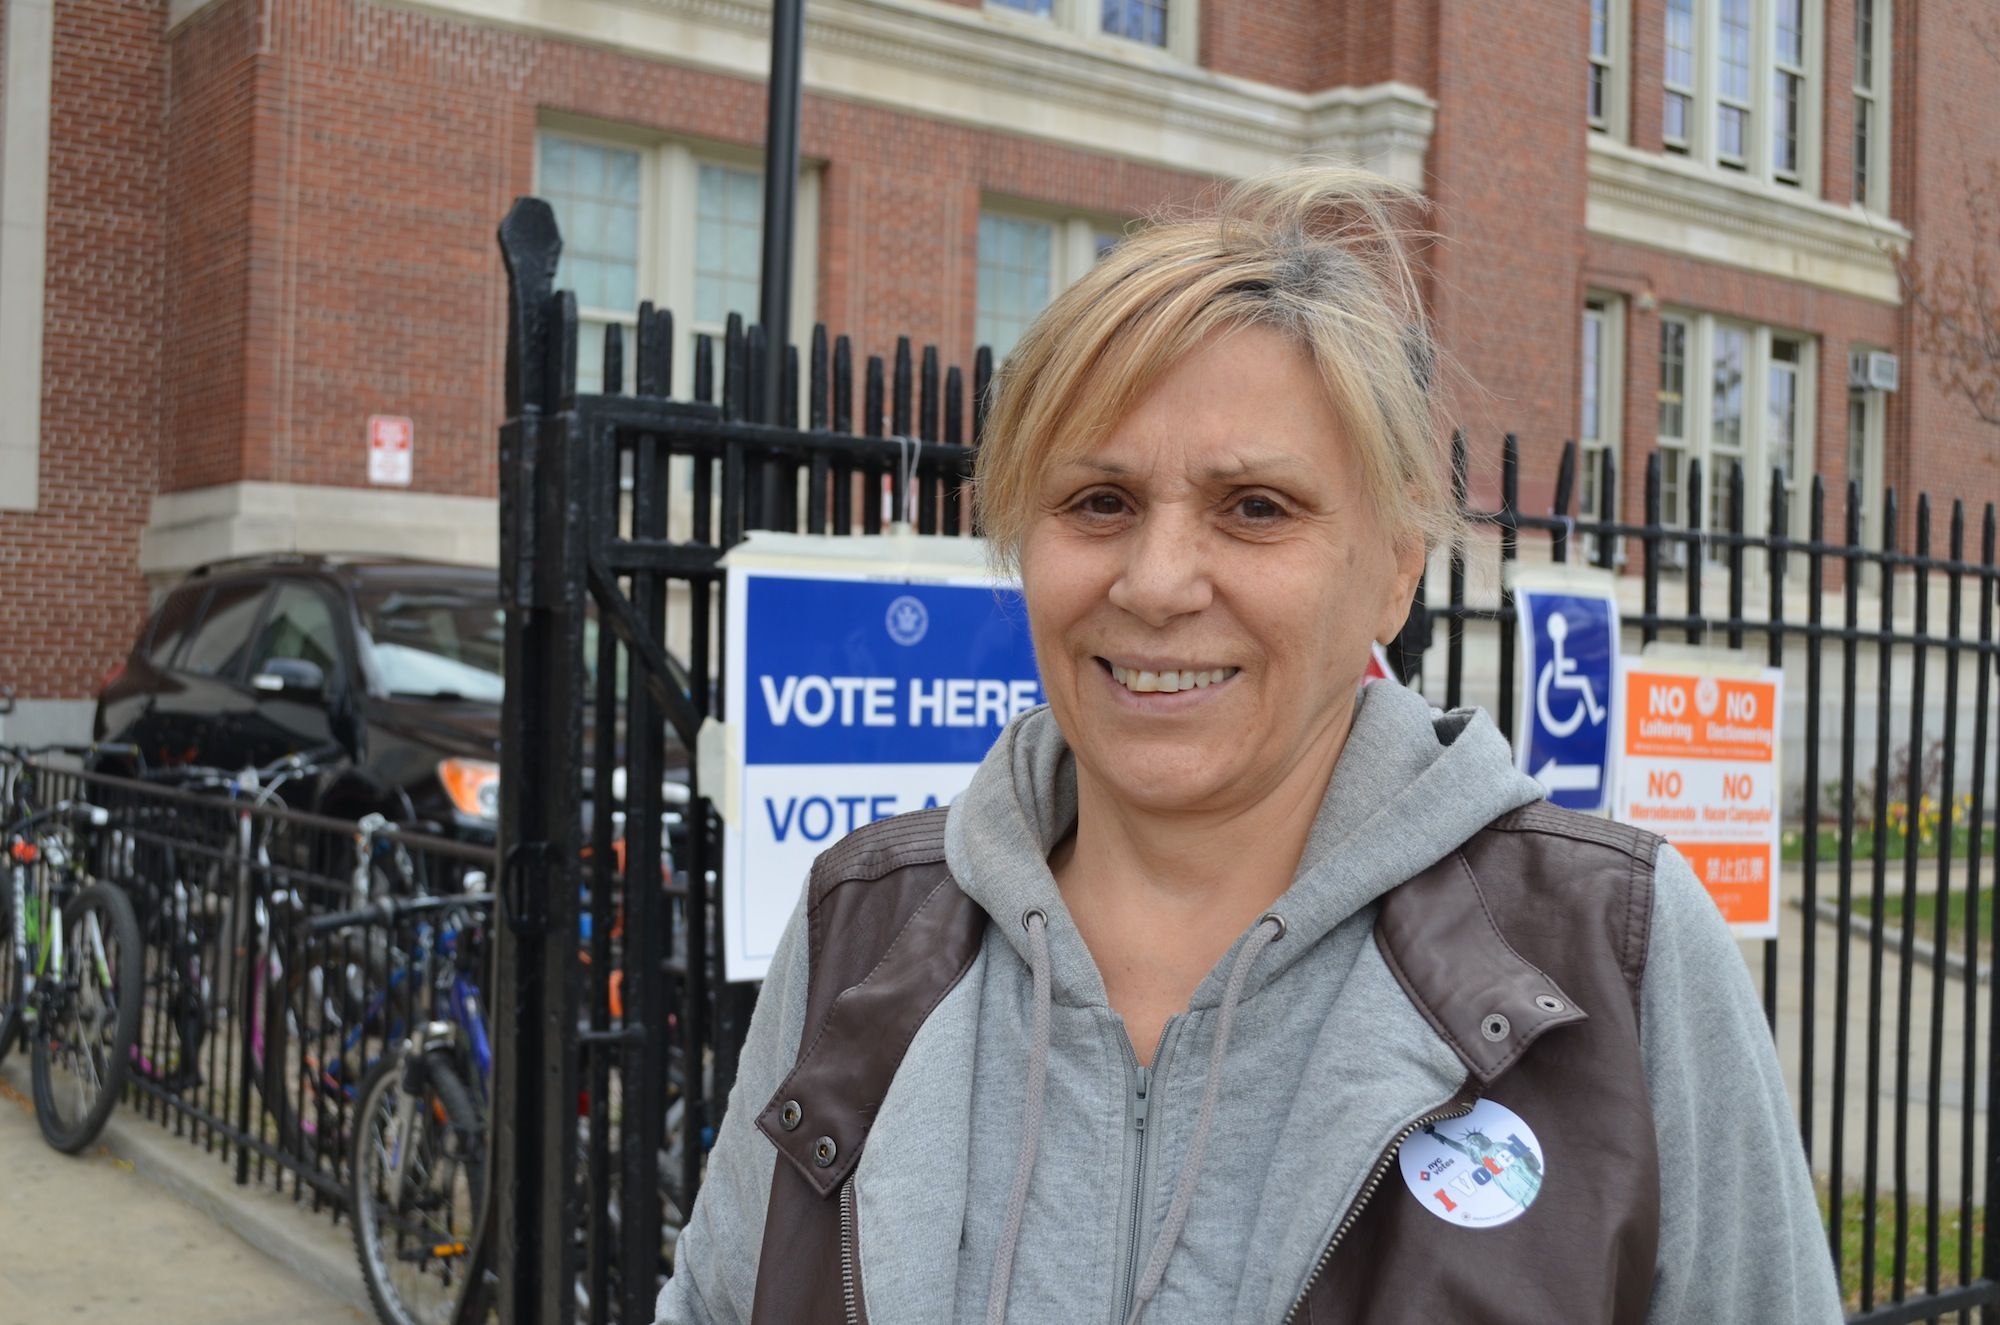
[1398,1098,1545,1228]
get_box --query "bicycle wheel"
[0,873,28,1068]
[351,1048,485,1325]
[256,939,374,1162]
[30,881,143,1153]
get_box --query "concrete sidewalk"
[0,1062,369,1325]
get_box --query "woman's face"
[1018,325,1425,819]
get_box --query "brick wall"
[0,0,164,700]
[1425,0,1592,514]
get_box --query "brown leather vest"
[750,802,1663,1325]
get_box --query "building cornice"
[1586,137,1908,305]
[386,0,1436,183]
[139,482,499,579]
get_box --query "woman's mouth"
[1099,659,1240,695]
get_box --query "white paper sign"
[368,415,414,486]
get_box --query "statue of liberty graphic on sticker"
[1398,1099,1547,1228]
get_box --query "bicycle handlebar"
[307,890,495,936]
[5,799,110,840]
[139,742,347,789]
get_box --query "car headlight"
[438,758,500,821]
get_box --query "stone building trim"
[387,0,1436,183]
[138,482,499,582]
[1586,137,1908,304]
[0,0,55,511]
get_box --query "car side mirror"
[252,657,326,699]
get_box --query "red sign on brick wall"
[368,415,414,486]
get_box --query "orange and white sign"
[368,414,414,487]
[1613,655,1784,937]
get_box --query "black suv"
[95,555,512,841]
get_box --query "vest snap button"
[1535,994,1566,1014]
[780,1100,803,1131]
[813,1136,838,1167]
[1481,1013,1511,1042]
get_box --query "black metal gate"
[488,195,2000,1324]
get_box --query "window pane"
[696,164,765,332]
[1718,0,1752,100]
[539,136,642,317]
[1665,0,1695,86]
[1582,310,1604,443]
[1591,0,1608,58]
[1102,0,1169,46]
[1664,91,1690,145]
[181,583,270,679]
[145,588,207,668]
[1658,319,1687,440]
[252,585,342,680]
[1774,72,1801,177]
[1854,98,1873,201]
[1856,0,1875,89]
[1718,105,1747,162]
[1712,326,1746,456]
[977,214,1055,361]
[1775,0,1804,65]
[1847,393,1870,520]
[990,0,1053,12]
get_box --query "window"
[359,586,506,703]
[1771,0,1806,181]
[1580,297,1625,542]
[1852,0,1891,210]
[144,588,206,669]
[1589,0,1629,137]
[1664,0,1696,149]
[179,583,270,680]
[984,0,1196,59]
[1102,0,1168,46]
[976,210,1128,362]
[1658,316,1690,527]
[1655,312,1817,554]
[535,127,819,397]
[250,584,343,683]
[1846,361,1887,552]
[1660,0,1820,187]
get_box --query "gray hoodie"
[657,681,1842,1324]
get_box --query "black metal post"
[758,0,806,429]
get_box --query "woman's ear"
[1375,533,1427,647]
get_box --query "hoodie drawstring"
[984,909,1286,1325]
[986,907,1052,1325]
[1124,912,1286,1325]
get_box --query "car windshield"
[358,586,506,702]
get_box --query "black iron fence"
[0,756,495,1226]
[489,194,1998,1325]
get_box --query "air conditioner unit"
[1848,349,1900,392]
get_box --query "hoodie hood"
[944,680,1547,1008]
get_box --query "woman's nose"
[1105,509,1212,627]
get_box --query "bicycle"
[0,753,144,1153]
[304,891,492,1325]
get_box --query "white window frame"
[976,203,1127,360]
[534,118,819,399]
[1656,310,1818,557]
[1590,0,1631,140]
[1660,0,1822,192]
[983,0,1199,63]
[1845,368,1886,553]
[1851,0,1892,212]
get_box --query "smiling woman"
[653,168,1842,1325]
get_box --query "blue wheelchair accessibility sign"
[1515,579,1620,814]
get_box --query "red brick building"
[0,0,1990,737]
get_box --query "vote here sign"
[721,546,1041,981]
[1613,656,1784,938]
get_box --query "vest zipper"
[1279,1094,1477,1325]
[1119,1064,1152,1316]
[840,1177,861,1325]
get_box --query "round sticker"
[1398,1098,1545,1228]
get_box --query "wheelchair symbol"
[1536,612,1607,739]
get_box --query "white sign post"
[715,532,1042,981]
[1613,650,1784,938]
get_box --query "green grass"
[1849,889,1995,953]
[1819,1182,1985,1314]
[1783,824,1991,864]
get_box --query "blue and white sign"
[719,534,1041,980]
[1514,570,1621,814]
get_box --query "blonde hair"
[973,165,1459,568]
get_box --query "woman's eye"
[1076,491,1127,517]
[1234,494,1287,522]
